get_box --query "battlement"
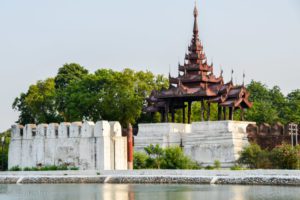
[11,121,122,140]
[9,121,127,170]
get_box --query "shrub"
[23,167,32,171]
[214,160,221,169]
[161,146,201,169]
[144,144,164,169]
[255,150,273,169]
[69,166,79,170]
[133,152,148,169]
[238,143,300,169]
[57,165,68,171]
[238,143,271,169]
[18,164,77,171]
[23,167,38,171]
[9,166,21,171]
[133,144,201,170]
[204,165,214,170]
[269,144,300,169]
[41,165,58,171]
[230,165,244,170]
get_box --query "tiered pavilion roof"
[145,4,252,123]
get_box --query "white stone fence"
[8,121,128,170]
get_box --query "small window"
[78,126,82,135]
[67,126,70,137]
[55,127,59,138]
[44,127,47,136]
[32,128,36,137]
[20,128,23,137]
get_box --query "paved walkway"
[0,170,300,185]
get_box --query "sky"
[0,0,299,132]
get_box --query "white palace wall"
[8,121,127,170]
[136,121,255,167]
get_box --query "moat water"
[0,184,299,200]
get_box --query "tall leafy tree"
[12,93,35,125]
[60,68,168,126]
[245,81,289,124]
[13,78,62,124]
[286,90,300,123]
[54,63,88,89]
[54,63,89,120]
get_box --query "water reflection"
[0,184,300,200]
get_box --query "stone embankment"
[1,170,300,186]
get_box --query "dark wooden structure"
[144,4,252,123]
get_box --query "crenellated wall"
[8,121,127,170]
[247,122,300,149]
[135,121,255,167]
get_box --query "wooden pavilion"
[144,4,252,123]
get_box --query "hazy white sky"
[0,0,299,132]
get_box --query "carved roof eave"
[219,97,253,109]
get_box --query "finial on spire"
[220,66,223,77]
[194,1,198,17]
[242,71,246,86]
[193,1,199,35]
[231,69,234,82]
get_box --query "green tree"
[0,129,11,171]
[286,90,300,123]
[59,68,168,126]
[13,78,62,124]
[245,81,287,124]
[245,101,279,124]
[54,63,89,120]
[247,81,271,102]
[54,63,88,90]
[12,93,35,125]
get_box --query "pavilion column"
[207,102,211,121]
[164,101,169,123]
[171,106,175,123]
[229,107,234,120]
[150,112,154,122]
[182,103,186,124]
[160,111,164,123]
[188,101,192,124]
[223,107,227,120]
[240,108,245,121]
[200,100,205,121]
[218,105,222,120]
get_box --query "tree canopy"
[12,64,299,126]
[245,80,300,124]
[13,64,168,126]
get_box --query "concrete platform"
[0,170,300,186]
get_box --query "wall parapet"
[8,121,127,171]
[11,121,114,140]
